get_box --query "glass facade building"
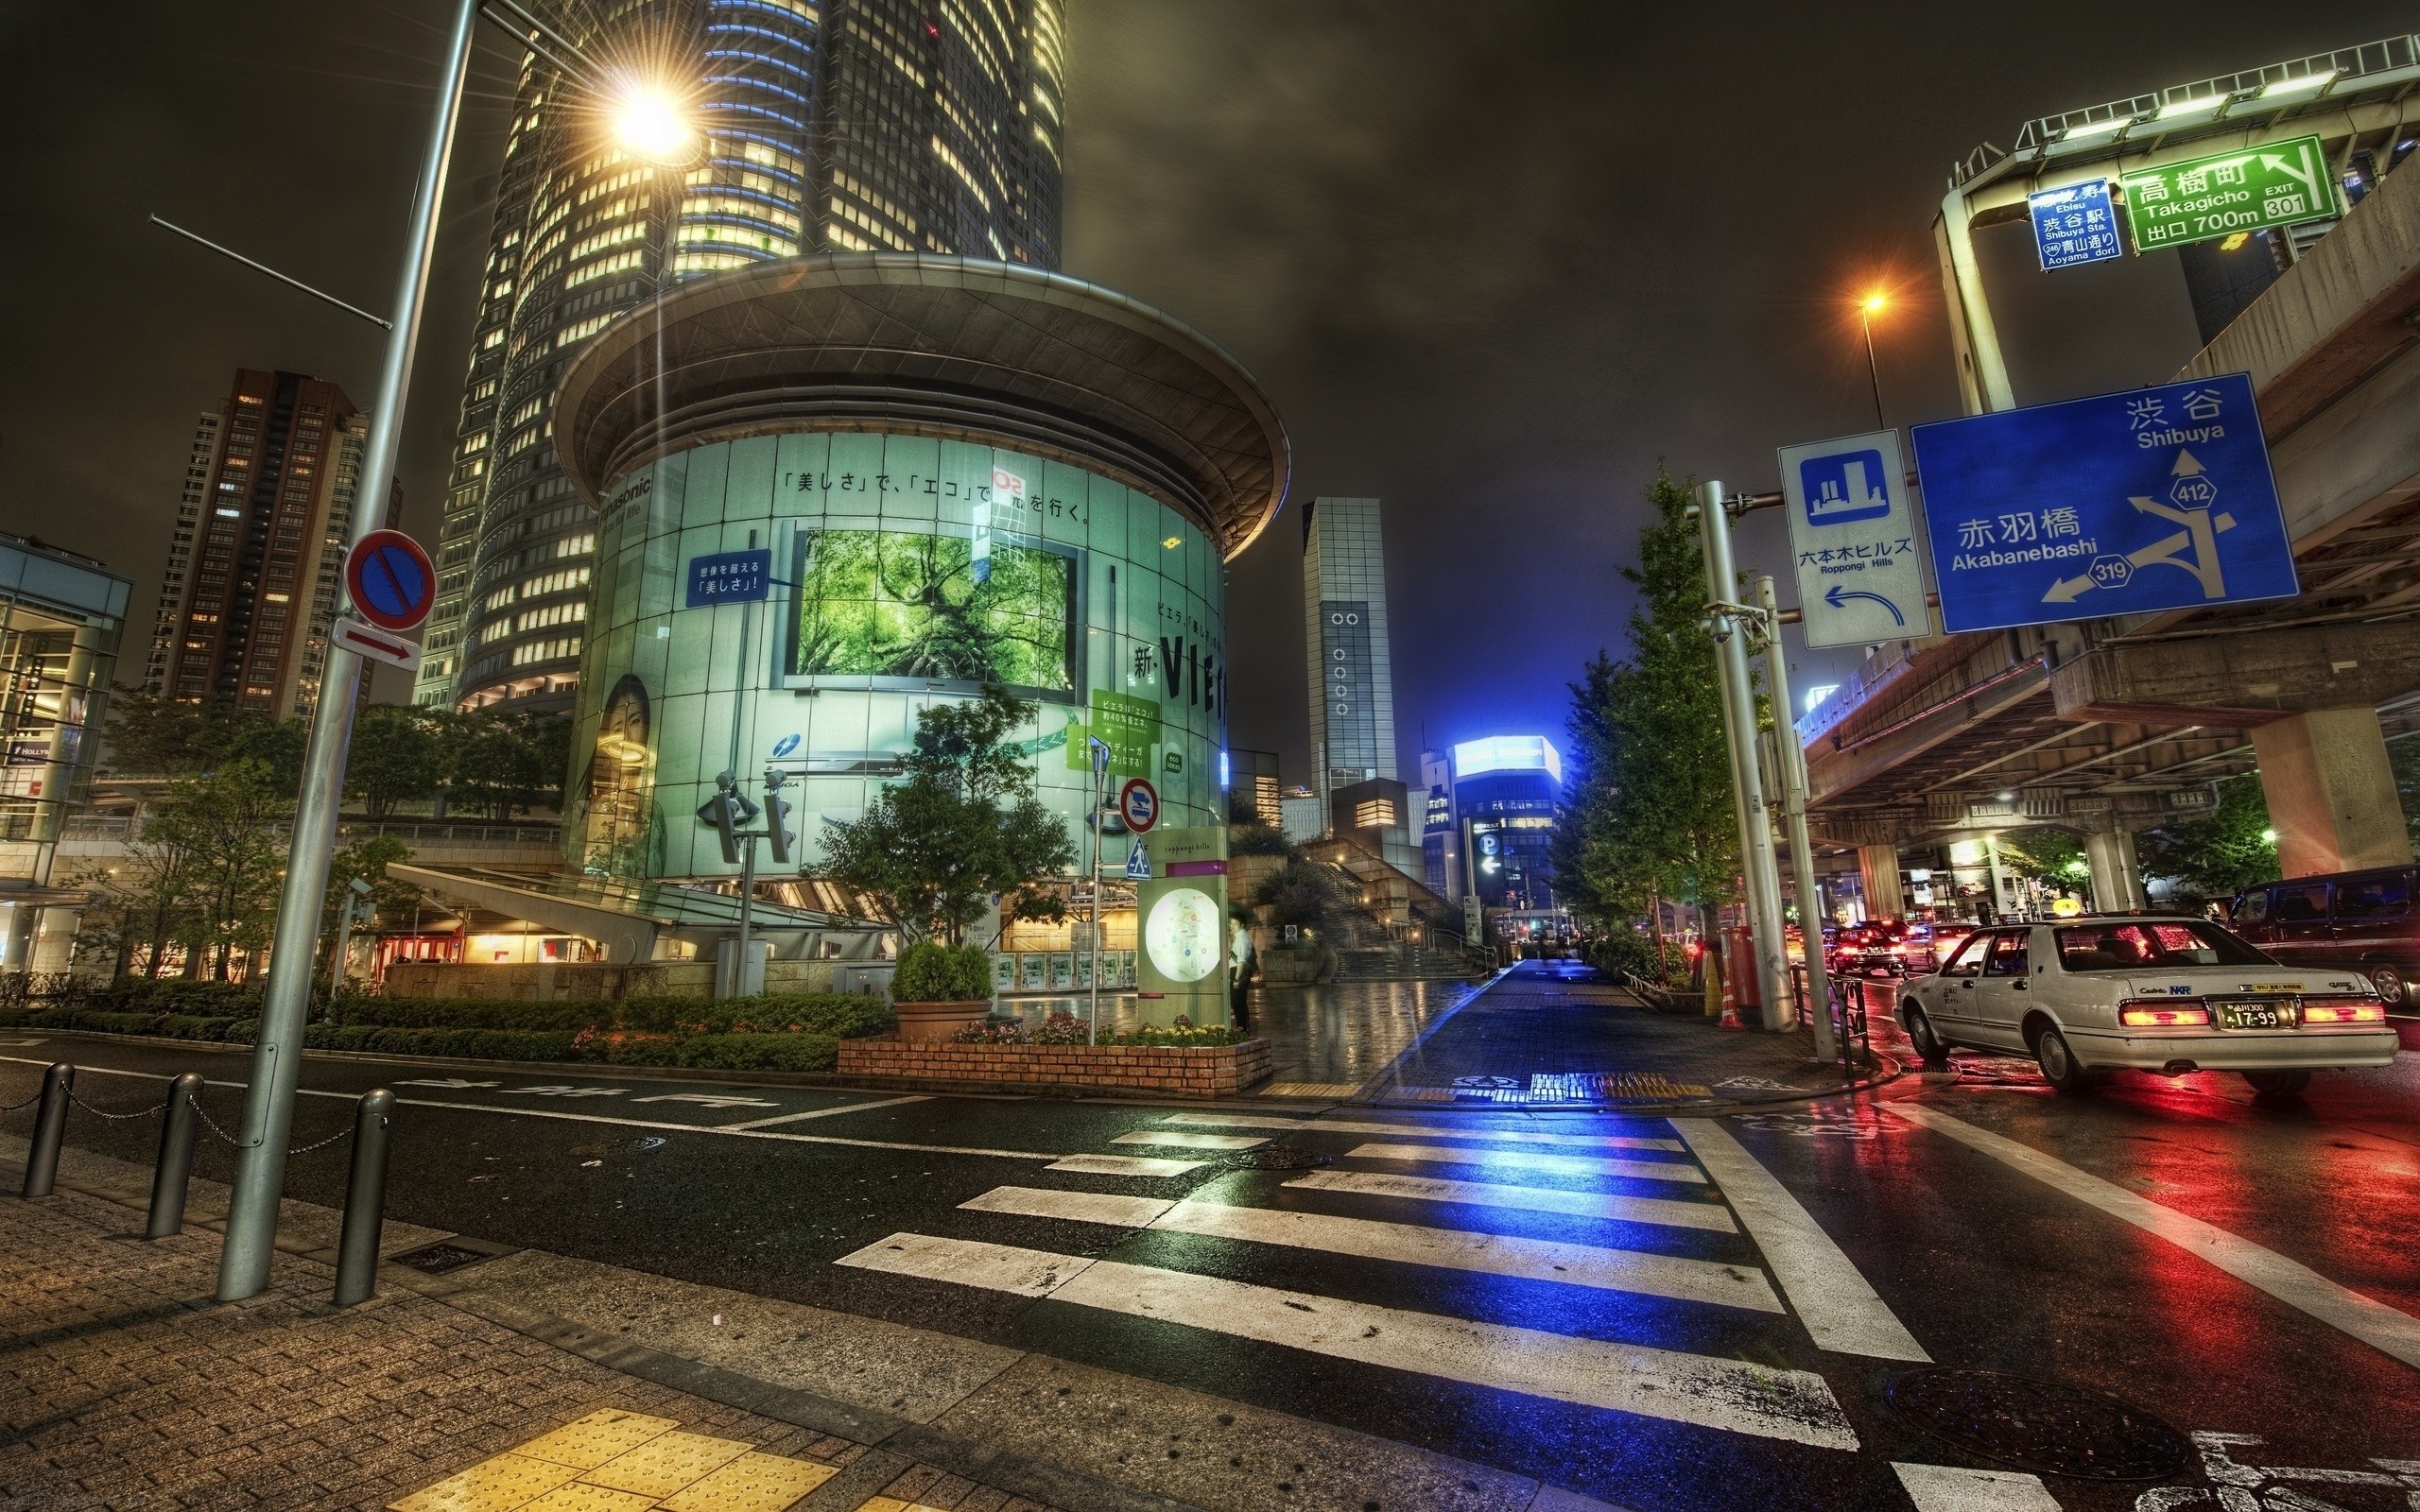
[416,0,1067,716]
[1302,495,1411,870]
[1453,735,1563,914]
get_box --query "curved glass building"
[414,0,1066,715]
[548,254,1288,881]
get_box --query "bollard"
[21,1063,73,1199]
[145,1073,206,1238]
[332,1089,394,1307]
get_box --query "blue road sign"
[1126,836,1152,880]
[344,529,435,631]
[1780,429,1929,648]
[685,549,770,608]
[1911,372,2297,634]
[2030,179,2124,270]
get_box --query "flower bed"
[837,1034,1272,1097]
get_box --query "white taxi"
[1897,916,2397,1095]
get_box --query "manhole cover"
[389,1242,499,1276]
[1886,1367,2190,1481]
[1225,1143,1333,1170]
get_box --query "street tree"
[150,759,293,979]
[2136,775,2278,906]
[346,704,446,818]
[819,687,1076,943]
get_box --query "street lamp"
[1856,292,1889,431]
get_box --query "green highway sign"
[2120,136,2339,252]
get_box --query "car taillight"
[2120,1001,2212,1027]
[2299,1000,2387,1024]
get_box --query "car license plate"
[2215,1000,2284,1030]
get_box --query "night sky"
[0,2,2405,782]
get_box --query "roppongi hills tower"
[414,0,1066,713]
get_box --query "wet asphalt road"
[4,1011,2418,1512]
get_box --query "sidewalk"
[1357,962,1895,1109]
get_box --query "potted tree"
[890,939,995,1041]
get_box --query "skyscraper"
[414,0,1067,714]
[144,369,380,722]
[1301,495,1413,871]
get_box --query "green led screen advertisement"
[564,431,1226,881]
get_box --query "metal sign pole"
[1088,738,1107,1046]
[216,0,478,1303]
[1753,574,1839,1061]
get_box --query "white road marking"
[834,1233,1858,1449]
[1672,1120,1930,1362]
[1283,1169,1737,1233]
[1109,1130,1268,1151]
[1892,1462,2065,1510]
[1892,1102,2420,1370]
[959,1186,1779,1311]
[720,1094,933,1129]
[1346,1143,1706,1184]
[1161,1112,1687,1152]
[1046,1153,1213,1177]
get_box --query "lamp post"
[1857,293,1889,431]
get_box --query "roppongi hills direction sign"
[1911,372,2298,633]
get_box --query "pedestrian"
[1228,915,1253,1033]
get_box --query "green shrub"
[892,941,991,1002]
[302,1024,580,1061]
[608,993,890,1038]
[1113,1022,1248,1047]
[90,980,264,1018]
[342,997,606,1033]
[73,1011,161,1036]
[666,1032,838,1072]
[1227,822,1295,857]
[156,1015,239,1041]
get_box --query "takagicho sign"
[1911,372,2299,633]
[2120,136,2338,252]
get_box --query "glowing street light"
[1856,291,1890,431]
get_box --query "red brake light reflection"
[2120,1002,2212,1027]
[2301,1001,2386,1024]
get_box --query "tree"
[100,688,303,784]
[818,687,1077,942]
[449,710,568,818]
[72,812,203,978]
[2137,775,2278,905]
[150,760,293,979]
[1997,829,2089,891]
[346,705,444,818]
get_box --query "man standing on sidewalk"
[1229,915,1254,1033]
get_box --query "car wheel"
[2032,1025,2094,1094]
[2364,965,2408,1008]
[2243,1069,2313,1098]
[1904,1006,1950,1068]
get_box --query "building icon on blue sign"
[1800,449,1893,525]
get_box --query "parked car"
[1898,915,2394,1096]
[1829,921,1916,977]
[2230,866,2419,1008]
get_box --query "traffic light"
[762,768,796,865]
[694,770,760,865]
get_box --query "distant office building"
[1278,786,1322,847]
[1302,495,1412,870]
[1230,747,1283,826]
[1,535,128,976]
[1419,747,1461,900]
[143,369,379,722]
[1454,735,1562,913]
[416,0,1069,716]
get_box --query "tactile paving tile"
[516,1485,659,1512]
[510,1410,681,1470]
[390,1452,580,1512]
[851,1500,950,1512]
[579,1431,754,1497]
[656,1452,838,1512]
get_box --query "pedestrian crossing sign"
[1126,837,1152,879]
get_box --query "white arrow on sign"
[2042,451,2238,605]
[331,615,423,674]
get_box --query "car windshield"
[2053,920,2275,971]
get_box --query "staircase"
[1334,943,1482,982]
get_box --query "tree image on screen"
[789,530,1072,692]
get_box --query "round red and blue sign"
[344,529,436,631]
[1118,777,1159,833]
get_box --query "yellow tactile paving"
[656,1452,838,1512]
[390,1452,580,1512]
[510,1410,682,1471]
[850,1500,950,1512]
[578,1431,755,1498]
[516,1486,659,1512]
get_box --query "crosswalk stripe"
[957,1186,1781,1312]
[1893,1462,2065,1510]
[1160,1112,1687,1153]
[1891,1101,2420,1371]
[1672,1120,1930,1362]
[1281,1170,1738,1233]
[1346,1143,1707,1184]
[834,1233,1858,1449]
[1109,1130,1268,1151]
[1046,1153,1213,1177]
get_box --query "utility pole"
[1753,574,1838,1060]
[1087,737,1109,1046]
[1694,483,1793,1032]
[216,0,479,1304]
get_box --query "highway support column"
[2083,823,2147,913]
[2251,707,2415,879]
[1858,845,1903,922]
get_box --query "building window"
[1353,799,1397,831]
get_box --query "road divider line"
[1282,1169,1738,1233]
[1672,1120,1930,1362]
[1108,1130,1268,1151]
[833,1233,1858,1449]
[1161,1112,1687,1152]
[1345,1143,1706,1183]
[959,1186,1780,1312]
[1046,1153,1212,1177]
[720,1094,932,1129]
[1893,1462,2065,1510]
[1891,1102,2420,1370]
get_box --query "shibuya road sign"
[2120,136,2338,252]
[1910,372,2298,633]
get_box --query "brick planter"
[837,1036,1273,1098]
